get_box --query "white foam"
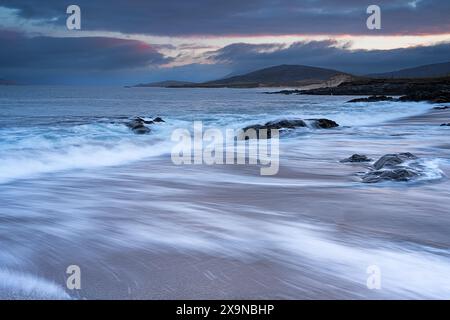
[0,269,71,299]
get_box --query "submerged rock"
[441,123,450,126]
[240,119,306,139]
[153,117,165,122]
[125,117,154,134]
[132,125,151,134]
[340,154,372,163]
[347,95,394,103]
[240,118,338,139]
[308,118,339,129]
[264,119,307,129]
[433,106,450,110]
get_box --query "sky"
[0,0,449,85]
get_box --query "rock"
[347,95,394,103]
[265,90,301,95]
[239,118,338,139]
[440,123,450,126]
[125,117,152,134]
[153,117,165,122]
[399,90,450,103]
[309,118,339,129]
[362,168,419,183]
[132,125,151,134]
[359,152,424,183]
[340,154,372,163]
[240,119,307,139]
[433,106,450,110]
[372,152,417,170]
[264,119,307,129]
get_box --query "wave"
[0,100,434,184]
[115,201,450,299]
[0,121,174,184]
[0,269,70,299]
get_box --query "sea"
[0,86,449,299]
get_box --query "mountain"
[189,64,353,88]
[133,80,197,88]
[369,61,450,79]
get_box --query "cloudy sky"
[0,0,449,84]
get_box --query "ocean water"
[0,86,450,299]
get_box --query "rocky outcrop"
[347,95,394,103]
[270,77,450,97]
[340,154,372,163]
[441,123,450,126]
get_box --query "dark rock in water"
[441,123,450,126]
[347,95,394,103]
[132,125,151,134]
[362,168,419,183]
[309,118,339,129]
[340,154,372,163]
[264,119,307,129]
[153,117,165,122]
[126,117,152,134]
[240,118,338,139]
[265,90,301,95]
[373,152,417,170]
[360,152,425,183]
[433,106,450,110]
[399,90,450,103]
[240,119,307,139]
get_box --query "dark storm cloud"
[1,0,449,36]
[0,30,170,70]
[206,40,450,74]
[0,30,171,84]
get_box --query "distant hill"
[369,61,450,79]
[189,64,353,88]
[133,80,197,88]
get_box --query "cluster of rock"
[240,118,339,139]
[125,116,165,134]
[346,91,450,104]
[340,152,432,183]
[347,96,394,103]
[433,106,450,110]
[398,91,450,103]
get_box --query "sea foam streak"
[0,269,70,299]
